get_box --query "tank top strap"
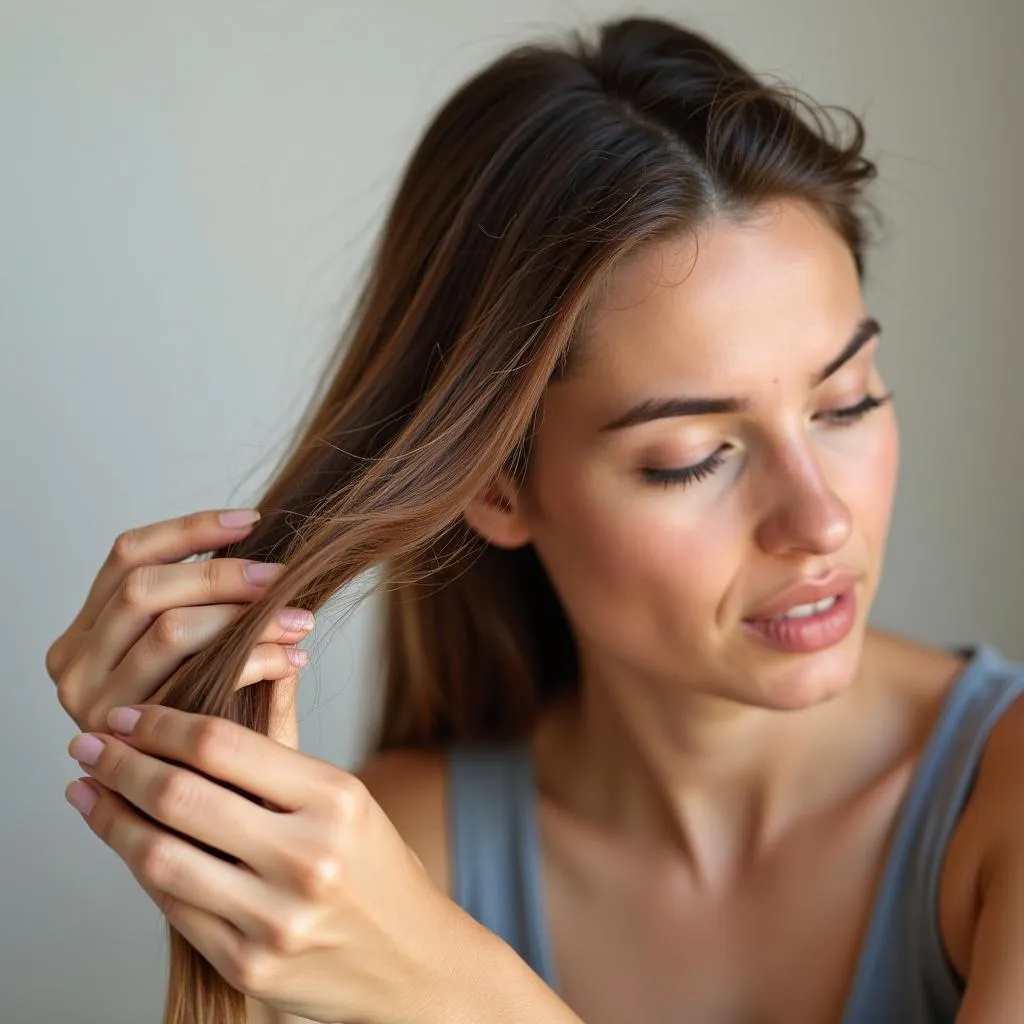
[842,643,1024,1022]
[446,644,1024,1021]
[446,741,559,987]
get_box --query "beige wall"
[3,1,1020,1020]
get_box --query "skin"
[484,195,904,872]
[57,197,1024,1023]
[48,509,584,1024]
[456,196,1013,1021]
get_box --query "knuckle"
[103,743,133,787]
[180,511,203,534]
[157,889,180,921]
[144,706,175,746]
[136,834,178,889]
[144,707,193,760]
[120,565,158,610]
[263,910,311,955]
[91,802,116,846]
[55,670,81,718]
[151,608,194,649]
[292,848,345,899]
[198,557,222,598]
[226,945,274,997]
[55,655,92,725]
[151,770,200,821]
[324,772,370,824]
[82,707,110,735]
[191,718,237,772]
[110,529,141,567]
[45,637,68,682]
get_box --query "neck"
[531,632,891,890]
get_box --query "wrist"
[422,910,583,1024]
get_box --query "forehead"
[573,199,865,397]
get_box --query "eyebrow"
[599,315,882,432]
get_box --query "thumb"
[268,672,300,749]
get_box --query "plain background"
[3,1,1021,1020]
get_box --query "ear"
[462,472,532,549]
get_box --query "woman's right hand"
[44,508,314,741]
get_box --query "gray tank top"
[446,644,1024,1022]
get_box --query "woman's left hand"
[64,704,472,1024]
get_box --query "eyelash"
[642,391,893,490]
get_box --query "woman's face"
[514,198,899,710]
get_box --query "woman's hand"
[64,705,473,1024]
[44,508,314,747]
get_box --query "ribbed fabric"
[446,645,1024,1022]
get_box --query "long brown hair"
[156,15,879,1022]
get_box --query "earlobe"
[462,476,532,549]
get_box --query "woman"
[45,15,1024,1024]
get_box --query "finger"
[128,632,308,706]
[66,777,286,947]
[52,601,235,728]
[104,705,329,811]
[114,639,306,729]
[85,557,290,678]
[69,732,276,870]
[147,647,305,720]
[70,509,263,636]
[152,673,302,753]
[268,674,300,751]
[235,643,309,689]
[160,899,251,996]
[61,602,312,732]
[115,606,313,700]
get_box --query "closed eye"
[817,391,893,425]
[641,392,892,490]
[642,446,730,489]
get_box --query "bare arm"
[244,997,292,1023]
[244,931,584,1024]
[953,695,1024,1024]
[436,917,586,1024]
[244,750,583,1024]
[245,999,316,1024]
[955,851,1024,1024]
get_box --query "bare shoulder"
[868,627,1024,839]
[934,644,1024,977]
[354,746,452,897]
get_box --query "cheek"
[526,459,741,644]
[839,412,900,548]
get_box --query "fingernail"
[66,779,99,817]
[286,647,309,668]
[278,608,315,631]
[108,706,142,735]
[69,733,104,766]
[244,561,285,585]
[219,509,261,528]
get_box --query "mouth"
[762,594,839,621]
[741,587,857,654]
[744,569,859,621]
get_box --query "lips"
[744,570,859,622]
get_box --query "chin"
[741,639,864,712]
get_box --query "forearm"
[430,916,585,1024]
[245,997,318,1024]
[246,915,585,1024]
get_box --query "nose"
[753,444,853,558]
